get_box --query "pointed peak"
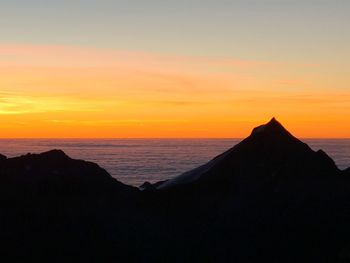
[250,117,294,139]
[265,117,284,129]
[268,117,278,124]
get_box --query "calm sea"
[0,139,349,186]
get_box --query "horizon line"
[0,137,349,140]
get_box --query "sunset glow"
[0,44,349,138]
[0,1,349,138]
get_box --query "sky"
[0,0,349,138]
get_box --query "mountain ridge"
[0,118,349,262]
[155,118,339,191]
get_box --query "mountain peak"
[250,117,294,139]
[155,117,337,191]
[268,117,278,124]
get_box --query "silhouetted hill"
[148,118,350,262]
[0,149,135,191]
[0,149,141,262]
[0,119,349,262]
[157,118,339,196]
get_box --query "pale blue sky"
[0,0,349,62]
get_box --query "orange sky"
[0,44,349,138]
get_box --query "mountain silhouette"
[0,118,349,262]
[147,118,350,262]
[0,149,137,194]
[157,117,338,193]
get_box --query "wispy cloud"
[0,43,348,137]
[0,43,278,69]
[0,90,105,115]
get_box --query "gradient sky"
[0,0,349,138]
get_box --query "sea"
[0,139,349,187]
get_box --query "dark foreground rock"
[0,119,350,262]
[0,153,6,161]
